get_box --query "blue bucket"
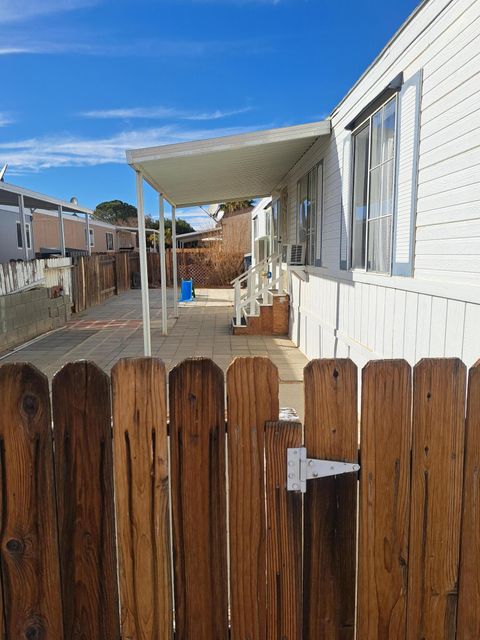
[179,279,194,302]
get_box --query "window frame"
[16,221,23,249]
[253,216,259,240]
[105,231,114,251]
[85,227,95,248]
[350,94,399,275]
[296,162,323,267]
[25,222,32,250]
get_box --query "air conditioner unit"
[282,243,306,266]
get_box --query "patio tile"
[0,287,308,414]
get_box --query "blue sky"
[0,0,419,227]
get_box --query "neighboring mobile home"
[0,206,35,262]
[0,181,137,260]
[33,210,136,255]
[0,181,93,261]
[127,0,480,364]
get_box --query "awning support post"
[171,204,178,318]
[85,212,91,255]
[58,205,65,257]
[18,194,29,261]
[159,195,168,334]
[136,171,152,356]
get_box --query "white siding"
[278,0,480,367]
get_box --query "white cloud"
[176,208,218,229]
[180,0,282,3]
[0,33,269,57]
[0,0,96,24]
[0,113,14,127]
[80,106,252,121]
[0,124,262,173]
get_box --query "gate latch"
[286,447,360,493]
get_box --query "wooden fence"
[71,254,117,312]
[0,257,73,297]
[72,249,243,313]
[0,356,478,638]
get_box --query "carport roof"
[0,181,93,215]
[126,120,331,207]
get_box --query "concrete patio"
[0,288,307,418]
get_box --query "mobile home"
[127,0,480,365]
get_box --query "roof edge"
[0,181,93,215]
[126,119,331,165]
[330,0,451,117]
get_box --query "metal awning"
[125,120,331,355]
[126,120,331,207]
[0,181,93,215]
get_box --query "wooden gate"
[0,357,478,639]
[72,254,117,312]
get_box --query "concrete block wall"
[0,288,71,353]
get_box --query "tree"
[144,216,195,248]
[94,200,194,246]
[94,200,137,224]
[218,199,254,215]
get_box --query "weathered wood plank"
[227,357,279,640]
[112,358,173,640]
[265,420,302,640]
[52,361,120,639]
[169,358,228,640]
[357,360,412,639]
[303,358,358,640]
[407,358,467,639]
[0,363,63,638]
[456,360,480,638]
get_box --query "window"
[271,198,279,238]
[16,221,22,248]
[85,228,94,248]
[265,209,271,239]
[297,163,323,266]
[253,217,259,240]
[106,232,114,251]
[25,223,31,250]
[351,96,397,273]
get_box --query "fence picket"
[265,420,303,640]
[227,357,279,640]
[456,361,480,638]
[52,362,120,639]
[303,358,358,640]
[112,358,173,639]
[407,358,467,639]
[0,363,63,638]
[357,360,412,639]
[169,358,228,640]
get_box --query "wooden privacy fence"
[72,253,117,312]
[72,249,245,312]
[0,357,479,639]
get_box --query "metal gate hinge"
[286,447,360,493]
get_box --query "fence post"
[113,253,118,295]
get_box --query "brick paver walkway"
[0,288,307,418]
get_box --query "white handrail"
[230,256,270,286]
[232,251,283,325]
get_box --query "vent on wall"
[282,243,306,266]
